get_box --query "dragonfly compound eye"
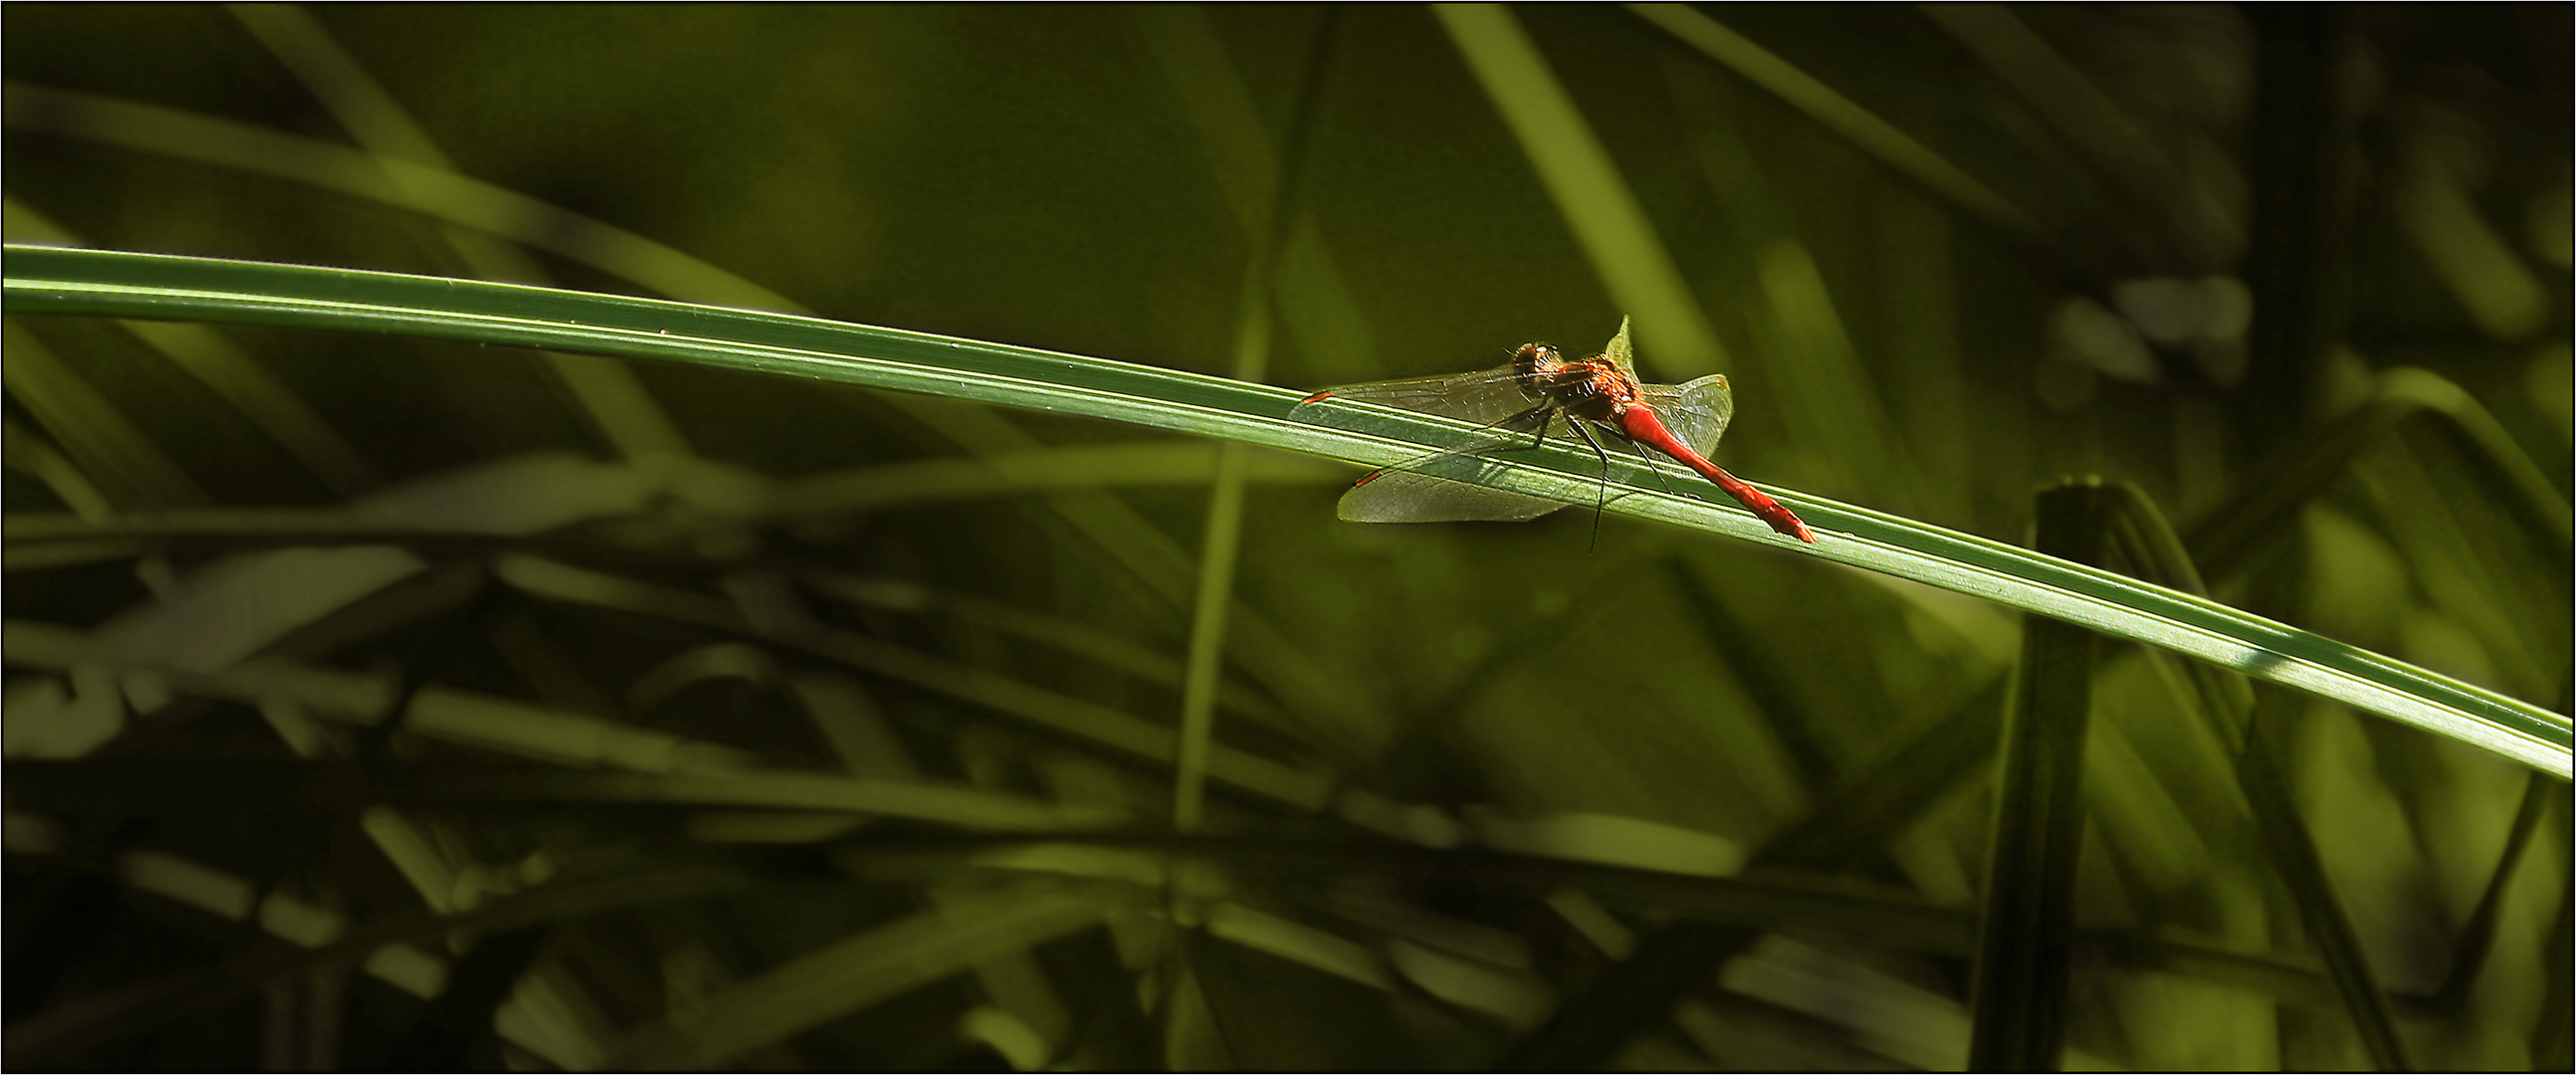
[1513,344,1564,374]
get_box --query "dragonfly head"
[1512,343,1566,378]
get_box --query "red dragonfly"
[1291,319,1815,542]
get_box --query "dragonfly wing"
[1338,470,1570,523]
[1294,365,1535,425]
[1641,373,1735,457]
[1597,319,1734,458]
[1331,409,1579,522]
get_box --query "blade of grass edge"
[0,82,1382,764]
[3,246,2565,779]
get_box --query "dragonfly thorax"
[1511,343,1638,425]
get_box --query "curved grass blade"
[1,81,1376,752]
[2186,366,2574,577]
[5,246,2566,778]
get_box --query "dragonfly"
[1290,318,1816,542]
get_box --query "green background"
[3,5,2567,1070]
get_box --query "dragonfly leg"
[1563,417,1620,471]
[1472,404,1561,457]
[1561,419,1626,551]
[1615,435,1692,500]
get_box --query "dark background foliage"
[3,5,2567,1070]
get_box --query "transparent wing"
[1290,363,1536,426]
[1337,470,1570,523]
[1637,373,1735,458]
[1593,317,1733,457]
[1329,408,1581,523]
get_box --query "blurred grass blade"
[1134,6,1379,381]
[3,320,206,510]
[400,769,1116,832]
[1432,3,1728,375]
[2099,480,2409,1067]
[383,925,548,1070]
[2243,689,2412,1069]
[490,555,1343,814]
[224,3,549,286]
[0,81,785,308]
[3,618,755,772]
[228,4,693,461]
[803,571,1291,729]
[1919,5,2181,206]
[6,194,380,493]
[5,246,2566,778]
[1206,901,1396,991]
[1505,675,2007,1068]
[0,861,747,1063]
[4,418,118,522]
[2187,366,2574,576]
[1625,3,2042,247]
[2538,848,2575,1070]
[605,881,1122,1070]
[1,82,1366,734]
[1174,7,1338,834]
[116,317,382,494]
[0,444,1338,562]
[2420,771,2558,1013]
[1966,482,2106,1070]
[1663,557,1837,787]
[3,619,399,722]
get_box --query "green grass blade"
[5,83,1358,719]
[2187,366,2574,577]
[2,321,205,510]
[2537,849,2575,1070]
[1505,674,2007,1068]
[2244,689,2413,1069]
[6,246,2567,779]
[2419,770,2557,1014]
[1967,483,2106,1070]
[1170,7,1338,835]
[2100,479,2414,1067]
[604,880,1122,1070]
[1431,3,1730,375]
